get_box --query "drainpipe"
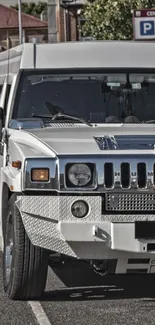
[65,6,70,41]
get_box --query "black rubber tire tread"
[3,193,49,300]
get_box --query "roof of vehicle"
[0,41,155,76]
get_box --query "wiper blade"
[32,113,93,127]
[32,113,53,119]
[51,112,93,126]
[144,120,155,124]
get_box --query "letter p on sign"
[140,20,154,36]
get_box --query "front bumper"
[16,195,155,259]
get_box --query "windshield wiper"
[32,112,93,127]
[144,120,155,124]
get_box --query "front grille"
[137,163,146,188]
[121,163,130,188]
[104,163,113,188]
[104,161,149,189]
[105,193,155,212]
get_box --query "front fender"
[1,165,22,192]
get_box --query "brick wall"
[69,8,77,41]
[59,7,65,42]
[0,7,79,47]
[59,6,78,42]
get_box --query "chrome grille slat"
[154,163,155,186]
[105,193,155,211]
[104,163,114,188]
[103,161,153,189]
[121,162,130,189]
[137,162,147,188]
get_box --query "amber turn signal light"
[31,168,49,182]
[12,160,21,169]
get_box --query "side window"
[0,85,2,98]
[3,85,11,118]
[0,83,11,129]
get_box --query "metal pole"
[18,0,23,44]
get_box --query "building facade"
[48,0,88,42]
[0,4,48,49]
[0,0,89,46]
[0,0,47,5]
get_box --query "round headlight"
[68,164,91,186]
[71,200,89,218]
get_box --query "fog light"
[71,200,89,218]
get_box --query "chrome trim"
[23,154,155,192]
[60,154,155,192]
[104,163,114,189]
[137,162,147,189]
[94,136,119,150]
[120,162,130,189]
[23,157,58,191]
[94,137,109,150]
[65,163,97,190]
[94,135,155,150]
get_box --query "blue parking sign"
[140,20,155,36]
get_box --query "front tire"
[3,194,49,300]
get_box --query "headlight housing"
[67,163,92,187]
[23,158,57,190]
[31,168,49,182]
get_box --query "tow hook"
[91,260,108,276]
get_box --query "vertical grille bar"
[121,162,130,188]
[104,163,114,188]
[137,163,146,188]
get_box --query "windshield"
[12,71,155,124]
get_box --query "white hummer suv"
[0,41,155,300]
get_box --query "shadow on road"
[42,286,155,302]
[40,259,155,302]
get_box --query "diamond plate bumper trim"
[16,195,102,221]
[16,195,102,258]
[15,195,155,258]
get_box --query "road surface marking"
[28,301,51,325]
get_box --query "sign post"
[133,9,155,40]
[18,0,23,44]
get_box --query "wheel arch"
[1,182,12,251]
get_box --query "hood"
[23,124,155,155]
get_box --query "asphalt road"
[0,253,155,325]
